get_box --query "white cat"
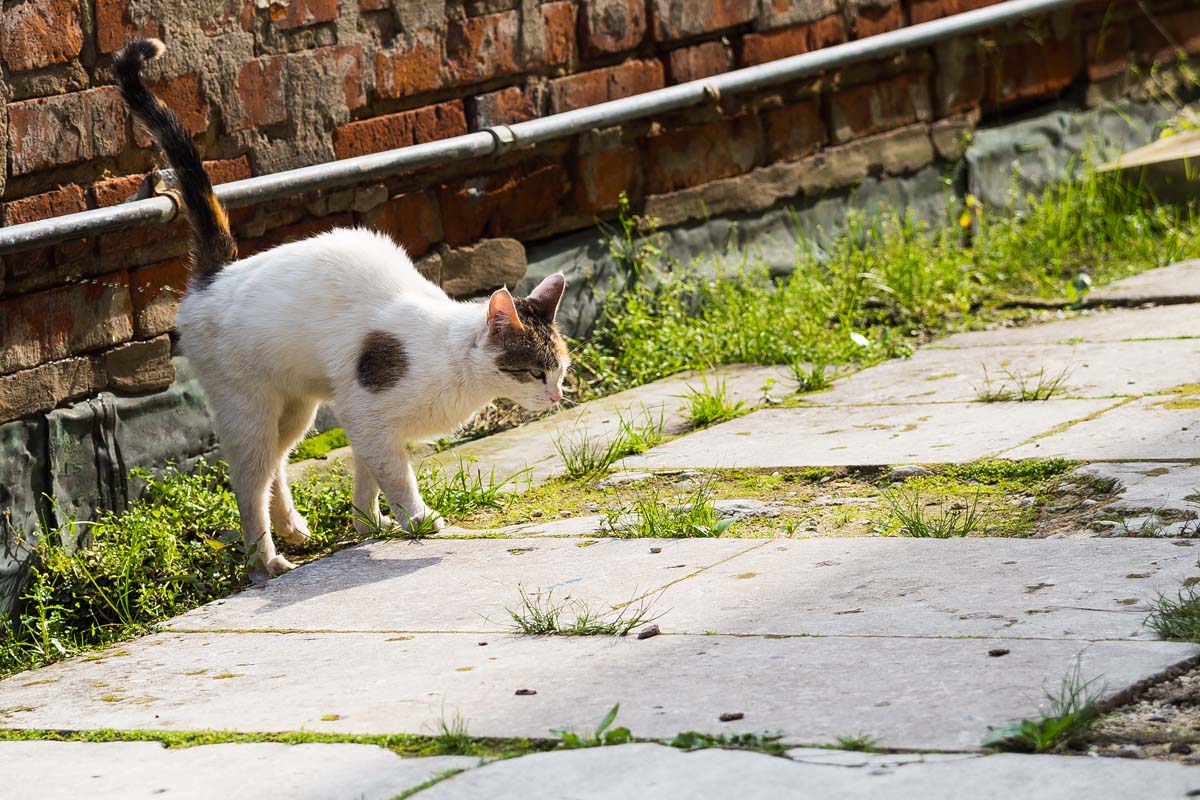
[115,39,569,577]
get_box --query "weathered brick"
[757,0,840,31]
[470,86,538,129]
[667,41,733,83]
[422,239,527,298]
[438,163,569,246]
[0,0,84,72]
[0,357,101,421]
[0,274,133,375]
[95,0,162,53]
[908,0,1001,25]
[830,72,932,143]
[541,1,578,66]
[933,37,986,115]
[742,15,845,66]
[91,174,147,208]
[103,335,175,393]
[650,0,756,41]
[571,145,640,214]
[375,31,443,100]
[548,59,665,113]
[239,213,355,259]
[582,0,648,56]
[854,2,904,38]
[357,0,386,9]
[234,55,288,130]
[130,256,190,338]
[315,45,366,110]
[643,116,760,194]
[0,185,87,227]
[987,39,1076,107]
[446,10,521,86]
[1085,27,1130,82]
[361,192,443,257]
[810,13,848,50]
[764,99,825,161]
[134,74,210,148]
[332,101,467,160]
[0,185,88,275]
[7,87,126,175]
[204,156,253,185]
[1135,10,1200,64]
[271,0,338,29]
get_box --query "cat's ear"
[487,287,524,336]
[527,272,566,321]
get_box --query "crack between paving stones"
[997,396,1137,453]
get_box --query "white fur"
[177,227,568,576]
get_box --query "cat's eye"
[529,369,546,381]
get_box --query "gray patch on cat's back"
[357,331,408,392]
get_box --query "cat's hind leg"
[270,398,320,545]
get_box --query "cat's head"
[486,273,570,410]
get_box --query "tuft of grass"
[1147,586,1200,642]
[982,660,1102,753]
[289,428,349,462]
[791,361,831,394]
[553,408,666,479]
[418,462,523,518]
[552,703,633,749]
[833,734,879,752]
[882,488,981,538]
[432,709,474,755]
[602,479,734,538]
[668,730,786,755]
[679,373,746,429]
[942,459,1075,484]
[506,586,661,637]
[975,364,1072,403]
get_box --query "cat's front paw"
[402,506,446,534]
[354,513,395,536]
[277,510,311,545]
[266,554,297,575]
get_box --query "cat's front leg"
[346,427,445,535]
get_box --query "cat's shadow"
[251,545,443,613]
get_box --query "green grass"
[667,730,786,755]
[975,364,1072,402]
[982,660,1102,753]
[288,427,349,462]
[791,361,831,393]
[553,407,666,479]
[552,704,633,748]
[1146,586,1200,642]
[833,734,880,752]
[881,488,982,538]
[601,479,734,538]
[505,586,661,636]
[679,374,746,429]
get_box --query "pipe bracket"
[485,124,518,155]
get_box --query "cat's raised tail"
[113,38,236,289]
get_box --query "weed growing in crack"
[506,586,662,636]
[679,373,746,429]
[881,488,981,538]
[601,478,734,538]
[1147,586,1200,642]
[419,463,524,518]
[974,364,1072,402]
[552,703,634,748]
[833,733,880,752]
[982,660,1103,753]
[791,361,831,393]
[553,407,667,479]
[668,730,786,755]
[432,709,474,755]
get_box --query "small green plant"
[552,704,633,748]
[975,364,1072,403]
[602,479,734,538]
[882,488,981,538]
[506,586,662,637]
[1147,586,1200,642]
[667,730,785,755]
[833,733,879,752]
[432,709,474,755]
[679,373,746,429]
[553,408,666,479]
[418,462,521,518]
[982,660,1102,753]
[289,428,350,462]
[792,361,831,393]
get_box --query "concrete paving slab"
[1088,259,1200,306]
[1005,397,1200,461]
[417,742,1200,800]
[1073,462,1200,535]
[0,631,1191,750]
[932,304,1200,349]
[649,538,1199,640]
[629,400,1116,469]
[5,740,475,800]
[807,340,1200,405]
[166,537,762,633]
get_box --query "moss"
[1161,398,1200,410]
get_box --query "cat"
[114,38,570,577]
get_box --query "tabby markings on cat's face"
[487,275,570,410]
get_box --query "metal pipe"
[0,0,1083,257]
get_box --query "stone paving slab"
[932,304,1200,349]
[418,742,1200,800]
[0,631,1191,751]
[629,400,1116,469]
[1087,258,1200,306]
[644,538,1198,640]
[806,340,1200,406]
[5,741,474,800]
[165,537,761,633]
[1072,462,1200,535]
[1005,397,1200,461]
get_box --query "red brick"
[240,214,355,258]
[375,31,443,100]
[0,185,87,227]
[234,55,287,130]
[361,192,443,257]
[95,0,162,53]
[438,163,569,246]
[1086,26,1131,81]
[470,86,538,129]
[830,72,931,142]
[764,99,825,161]
[643,117,760,194]
[204,156,253,185]
[0,274,133,374]
[270,0,338,29]
[571,146,640,214]
[134,74,210,147]
[98,218,190,260]
[0,0,84,72]
[908,0,1001,25]
[581,0,647,56]
[357,0,386,9]
[650,0,757,41]
[91,174,147,208]
[104,335,175,393]
[1135,10,1200,64]
[316,44,366,110]
[446,11,521,86]
[8,87,126,176]
[541,1,578,66]
[130,257,190,337]
[854,2,904,38]
[332,101,468,160]
[667,41,734,83]
[548,58,665,113]
[0,357,103,421]
[742,15,846,66]
[987,40,1076,107]
[809,13,847,49]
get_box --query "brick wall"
[1,0,1197,428]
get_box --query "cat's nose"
[548,387,563,404]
